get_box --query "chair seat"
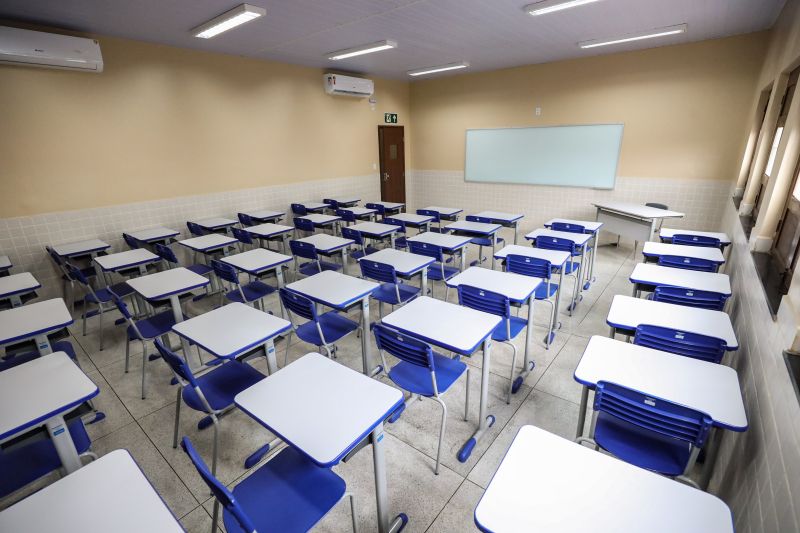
[534,282,559,300]
[224,446,346,533]
[394,237,408,248]
[225,280,276,304]
[0,340,77,372]
[572,245,592,257]
[594,411,692,476]
[187,263,213,276]
[426,263,459,281]
[298,260,341,276]
[388,351,467,397]
[182,360,266,412]
[556,261,580,275]
[351,246,379,260]
[470,237,504,247]
[89,282,134,303]
[295,311,359,347]
[491,316,527,342]
[63,266,97,282]
[130,310,181,340]
[372,283,420,305]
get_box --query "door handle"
[383,172,389,182]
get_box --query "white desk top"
[660,228,731,244]
[0,298,72,346]
[525,228,593,246]
[545,218,604,232]
[421,206,463,216]
[94,249,159,272]
[297,233,353,253]
[371,201,404,209]
[178,233,238,252]
[242,209,284,220]
[446,220,501,235]
[246,222,293,238]
[235,352,403,467]
[630,263,731,295]
[359,248,434,276]
[643,242,725,263]
[0,352,98,442]
[300,213,341,225]
[287,270,378,308]
[594,201,685,219]
[191,216,237,229]
[126,227,180,242]
[126,267,210,300]
[383,296,500,355]
[446,266,541,303]
[221,248,292,274]
[475,425,733,533]
[0,449,183,533]
[349,221,399,237]
[0,272,40,298]
[607,295,738,349]
[493,244,570,267]
[52,239,110,257]
[325,196,360,204]
[575,336,746,430]
[0,255,10,270]
[173,302,291,359]
[390,212,433,225]
[473,210,524,222]
[340,206,377,217]
[407,231,472,250]
[298,201,329,211]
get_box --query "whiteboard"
[464,124,624,189]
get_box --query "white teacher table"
[629,263,732,298]
[235,353,406,533]
[594,202,684,246]
[286,271,378,374]
[339,206,378,221]
[383,296,500,462]
[359,248,434,297]
[388,212,434,233]
[190,216,237,234]
[296,201,329,213]
[526,228,593,311]
[407,232,471,271]
[221,248,293,288]
[642,241,725,270]
[445,220,503,270]
[0,272,40,308]
[240,209,284,223]
[126,226,180,246]
[369,201,405,217]
[245,222,293,253]
[0,352,99,474]
[473,211,524,244]
[660,227,731,247]
[606,295,738,349]
[574,335,747,489]
[350,221,400,249]
[0,298,72,354]
[545,218,604,290]
[0,255,11,276]
[474,425,734,533]
[295,233,354,270]
[94,248,160,279]
[298,213,342,234]
[446,267,543,399]
[324,196,361,208]
[0,449,183,533]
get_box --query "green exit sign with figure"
[384,113,398,123]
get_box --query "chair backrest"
[340,226,364,245]
[293,217,315,233]
[593,380,712,448]
[416,209,441,223]
[383,217,406,233]
[65,263,90,286]
[633,324,727,364]
[534,235,577,254]
[336,209,356,223]
[645,202,669,210]
[122,233,140,249]
[289,240,318,261]
[672,234,722,248]
[466,215,492,224]
[186,221,206,237]
[360,259,398,285]
[154,338,197,386]
[407,241,444,262]
[237,213,254,227]
[373,323,434,369]
[211,260,240,285]
[457,284,511,319]
[652,286,727,311]
[326,199,340,209]
[110,294,133,321]
[506,254,552,280]
[45,246,65,268]
[657,255,716,272]
[180,437,256,533]
[551,222,585,234]
[279,288,317,322]
[231,227,253,245]
[290,203,308,216]
[155,243,179,265]
[366,202,386,215]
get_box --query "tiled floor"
[0,238,642,532]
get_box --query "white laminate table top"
[172,302,291,359]
[660,228,731,244]
[221,248,292,274]
[235,353,403,467]
[642,242,725,263]
[191,217,237,229]
[371,201,404,209]
[607,295,738,349]
[545,218,604,232]
[575,336,746,430]
[0,298,72,345]
[126,267,210,300]
[630,263,731,295]
[286,271,378,308]
[473,210,524,222]
[126,227,180,242]
[421,206,463,216]
[493,244,570,267]
[349,222,399,237]
[474,425,733,533]
[359,248,434,276]
[94,249,159,272]
[0,255,11,270]
[298,201,329,211]
[325,196,360,204]
[52,239,110,257]
[0,272,40,297]
[593,202,685,219]
[445,220,501,235]
[297,233,354,252]
[340,206,377,217]
[246,222,293,238]
[407,231,472,250]
[525,228,593,246]
[446,267,542,303]
[389,212,433,225]
[300,214,341,225]
[0,449,183,533]
[242,209,284,220]
[178,234,238,252]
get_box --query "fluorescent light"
[193,4,266,39]
[579,24,687,49]
[408,61,470,77]
[525,0,601,16]
[327,40,397,61]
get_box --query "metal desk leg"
[263,338,278,375]
[372,426,408,533]
[420,268,428,297]
[585,231,598,290]
[513,222,519,245]
[568,247,586,313]
[512,296,535,396]
[35,333,54,355]
[491,233,497,270]
[47,414,83,474]
[170,294,200,368]
[458,338,494,462]
[575,386,589,440]
[390,233,396,250]
[341,248,348,271]
[460,246,466,271]
[9,294,23,308]
[361,297,380,376]
[547,268,564,344]
[700,426,723,489]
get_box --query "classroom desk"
[574,335,747,489]
[407,231,471,271]
[239,209,284,223]
[0,255,11,276]
[446,267,543,396]
[220,248,292,288]
[94,249,160,278]
[285,271,378,375]
[0,298,72,354]
[52,239,111,259]
[178,233,238,255]
[629,263,731,298]
[0,449,183,533]
[235,352,405,533]
[298,213,342,234]
[606,295,738,349]
[545,218,604,289]
[473,211,524,244]
[172,302,290,374]
[296,201,329,213]
[295,233,354,269]
[339,206,378,221]
[349,221,400,249]
[660,227,731,247]
[383,296,500,462]
[126,227,180,246]
[388,212,434,233]
[191,216,238,235]
[445,220,503,270]
[324,196,361,208]
[420,206,463,220]
[0,352,99,474]
[0,272,40,308]
[370,201,405,217]
[526,228,593,311]
[245,222,293,253]
[359,248,434,296]
[593,202,685,245]
[642,241,725,270]
[474,425,734,533]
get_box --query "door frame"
[377,125,406,203]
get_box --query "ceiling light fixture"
[407,61,470,77]
[524,0,602,16]
[579,24,687,49]
[327,40,397,61]
[192,4,266,39]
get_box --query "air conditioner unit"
[323,73,373,97]
[0,26,103,73]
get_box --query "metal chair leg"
[172,387,182,449]
[433,396,448,475]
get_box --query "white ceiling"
[0,0,785,79]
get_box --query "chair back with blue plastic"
[279,288,317,322]
[326,199,340,209]
[290,240,318,261]
[237,213,254,227]
[291,203,308,216]
[211,260,240,286]
[154,338,197,386]
[407,241,444,262]
[155,243,179,265]
[506,254,551,280]
[384,217,406,233]
[672,234,722,248]
[457,284,511,319]
[360,260,399,285]
[231,227,253,246]
[416,209,441,224]
[534,235,577,255]
[65,263,90,287]
[652,286,727,311]
[122,233,140,249]
[366,203,386,216]
[657,255,716,272]
[293,217,315,233]
[551,222,585,234]
[110,293,134,321]
[373,323,434,369]
[633,324,727,364]
[187,221,206,237]
[340,226,364,245]
[466,215,492,224]
[336,209,356,224]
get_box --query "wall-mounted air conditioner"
[0,26,103,73]
[324,73,374,97]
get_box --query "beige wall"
[0,32,410,218]
[409,32,767,181]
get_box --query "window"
[766,126,785,177]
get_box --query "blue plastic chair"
[577,381,712,487]
[366,202,387,220]
[122,233,141,250]
[341,227,378,260]
[290,203,308,216]
[46,245,97,314]
[657,255,717,272]
[373,324,468,475]
[651,285,728,311]
[383,217,408,248]
[550,222,586,234]
[181,436,357,533]
[278,288,359,362]
[231,227,254,253]
[406,241,459,299]
[531,236,582,312]
[187,221,207,237]
[293,216,315,238]
[463,216,505,266]
[66,263,133,351]
[672,234,722,249]
[237,213,255,227]
[154,243,212,302]
[359,260,419,318]
[633,324,727,364]
[211,260,275,310]
[416,209,443,232]
[336,209,357,226]
[506,254,559,348]
[289,240,342,277]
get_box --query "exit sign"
[384,113,398,123]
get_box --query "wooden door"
[378,126,406,202]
